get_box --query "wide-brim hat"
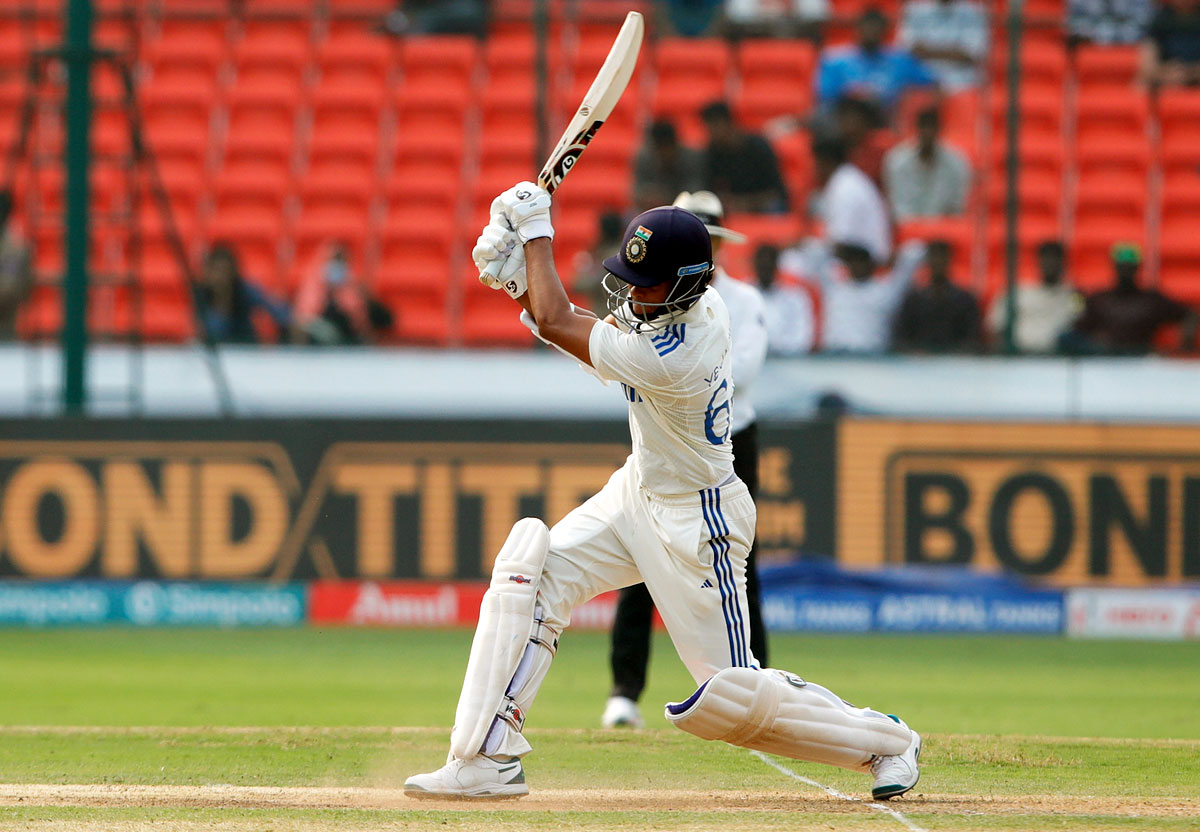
[671,190,747,244]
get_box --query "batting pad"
[665,667,912,771]
[450,518,551,760]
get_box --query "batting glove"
[492,181,554,244]
[472,220,527,298]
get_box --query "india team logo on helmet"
[625,225,652,263]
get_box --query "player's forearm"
[524,239,574,333]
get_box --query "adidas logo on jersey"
[700,579,714,589]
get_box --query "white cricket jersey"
[711,268,768,436]
[588,288,736,495]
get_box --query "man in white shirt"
[883,106,971,220]
[405,183,921,801]
[813,134,892,264]
[1068,0,1154,45]
[897,0,989,91]
[758,243,817,355]
[601,191,770,730]
[782,236,927,353]
[726,0,830,23]
[987,240,1083,353]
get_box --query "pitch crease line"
[749,750,928,832]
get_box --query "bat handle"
[478,258,504,287]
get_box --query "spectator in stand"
[379,0,487,37]
[883,105,970,220]
[571,211,626,316]
[632,120,703,212]
[0,191,32,341]
[1141,0,1200,87]
[196,244,293,345]
[757,243,817,355]
[724,0,831,38]
[1067,243,1198,354]
[816,7,938,116]
[986,240,1082,353]
[897,0,988,91]
[1068,0,1154,46]
[699,100,790,213]
[811,133,892,263]
[781,236,927,353]
[659,0,725,36]
[892,239,980,352]
[834,94,893,186]
[295,243,394,345]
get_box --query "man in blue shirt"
[816,7,938,115]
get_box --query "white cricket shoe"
[404,755,528,799]
[601,695,644,728]
[870,718,921,800]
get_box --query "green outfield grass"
[0,629,1197,831]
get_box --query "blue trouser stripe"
[701,488,740,667]
[702,487,744,667]
[705,489,744,667]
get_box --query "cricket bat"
[480,10,644,283]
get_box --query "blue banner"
[0,582,306,628]
[759,561,1065,634]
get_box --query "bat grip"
[478,258,504,286]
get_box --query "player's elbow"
[536,304,575,338]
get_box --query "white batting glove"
[491,181,554,243]
[472,220,527,298]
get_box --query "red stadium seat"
[385,169,459,216]
[235,23,312,78]
[146,27,226,75]
[383,288,450,345]
[655,38,730,81]
[403,36,478,88]
[986,173,1061,224]
[770,130,814,211]
[19,284,63,340]
[393,129,465,175]
[990,133,1064,180]
[738,39,816,85]
[1076,88,1149,143]
[228,72,303,120]
[378,222,456,292]
[215,151,291,199]
[734,82,811,131]
[318,31,393,84]
[1159,223,1200,301]
[462,289,534,347]
[1074,174,1146,225]
[142,287,196,343]
[395,79,472,122]
[992,41,1067,86]
[1162,176,1200,227]
[1075,44,1140,89]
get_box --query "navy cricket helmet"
[601,206,714,328]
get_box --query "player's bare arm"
[522,238,599,364]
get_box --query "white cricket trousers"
[541,458,759,682]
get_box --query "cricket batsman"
[404,183,921,801]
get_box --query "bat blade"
[480,10,643,285]
[537,10,644,193]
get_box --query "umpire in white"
[603,191,770,730]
